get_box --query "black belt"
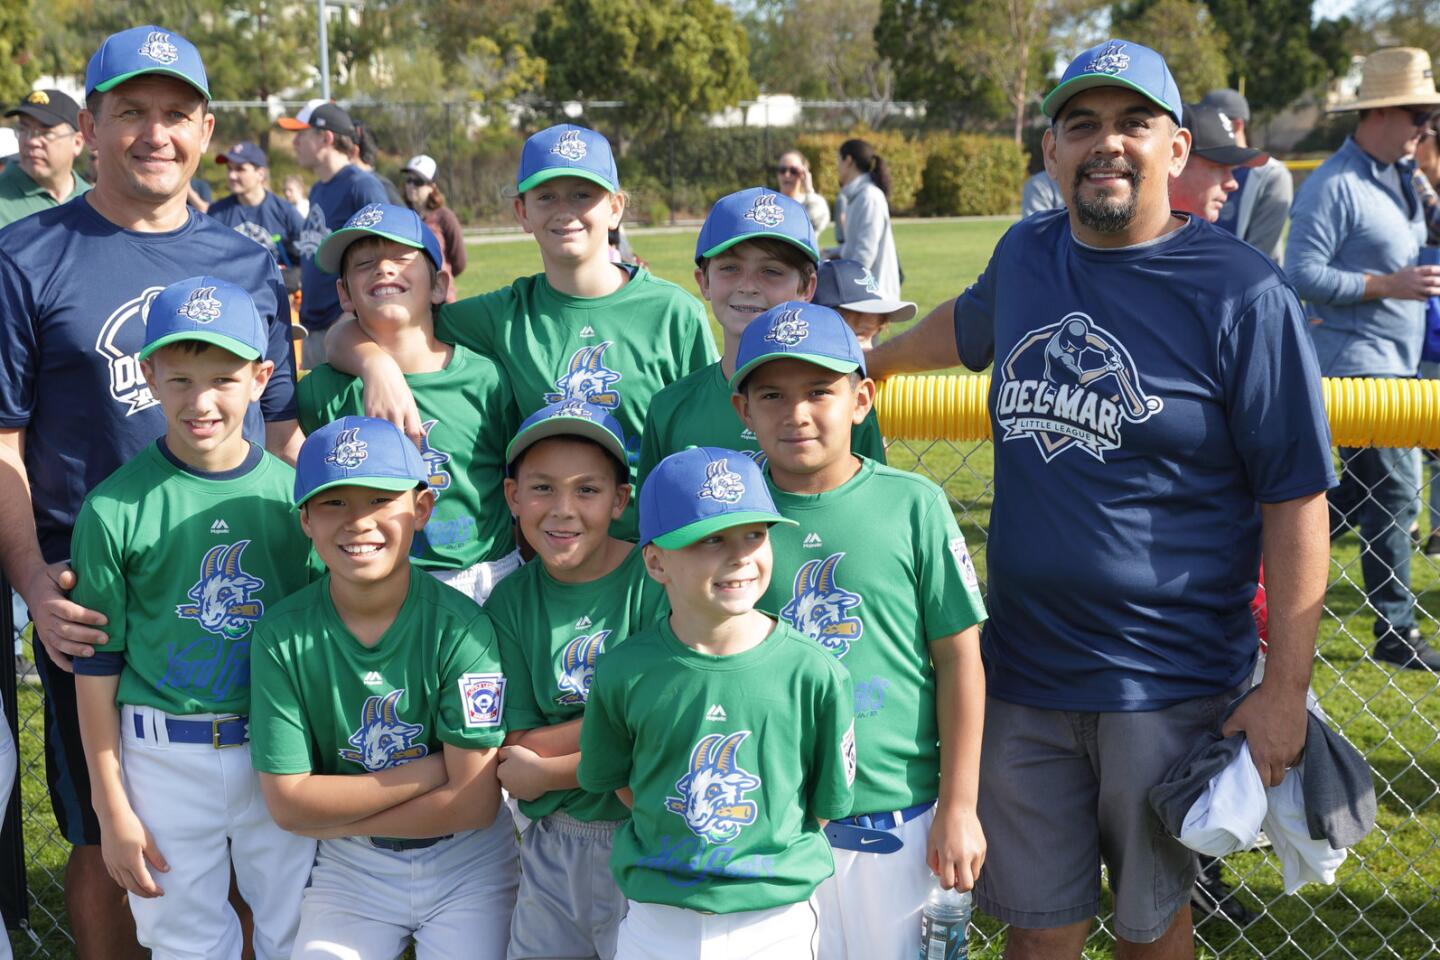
[368,835,452,851]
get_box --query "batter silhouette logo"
[996,312,1162,463]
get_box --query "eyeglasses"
[403,177,427,187]
[15,123,75,143]
[775,166,803,176]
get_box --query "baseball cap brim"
[1042,74,1177,123]
[5,105,71,127]
[515,166,618,195]
[699,232,821,264]
[730,352,862,391]
[650,511,797,550]
[94,68,210,101]
[315,227,428,274]
[276,116,311,130]
[1192,144,1268,167]
[138,331,262,362]
[298,475,427,507]
[833,298,917,322]
[505,415,628,471]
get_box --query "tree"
[1201,0,1353,115]
[1111,0,1230,103]
[876,0,1010,128]
[0,0,38,104]
[531,0,756,142]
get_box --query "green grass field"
[8,219,1438,958]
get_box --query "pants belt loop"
[892,809,905,826]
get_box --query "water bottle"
[918,881,970,960]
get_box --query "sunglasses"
[403,177,428,187]
[1406,108,1436,128]
[775,166,803,176]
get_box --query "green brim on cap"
[95,68,210,101]
[1042,75,1174,121]
[729,352,860,391]
[315,227,426,275]
[700,233,820,264]
[505,415,627,468]
[515,166,618,195]
[138,331,261,362]
[298,475,426,506]
[652,512,798,550]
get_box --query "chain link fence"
[3,436,1438,958]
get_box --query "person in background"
[207,140,304,291]
[1410,119,1440,559]
[0,89,89,228]
[403,154,467,289]
[1200,89,1294,263]
[775,149,831,235]
[187,175,211,212]
[353,122,404,205]
[829,138,901,299]
[283,173,309,220]
[1020,169,1064,218]
[1168,102,1269,224]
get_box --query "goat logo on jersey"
[666,731,762,845]
[325,427,368,470]
[417,420,451,493]
[545,342,622,409]
[348,204,385,229]
[782,552,863,658]
[1086,41,1131,75]
[763,308,809,348]
[552,129,588,162]
[743,193,786,229]
[176,286,222,323]
[340,689,429,771]
[233,220,278,251]
[175,541,265,640]
[696,459,745,505]
[995,312,1163,463]
[138,31,179,64]
[555,629,609,705]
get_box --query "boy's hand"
[926,804,986,892]
[101,805,169,898]
[496,745,551,802]
[359,353,424,446]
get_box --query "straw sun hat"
[1329,47,1440,112]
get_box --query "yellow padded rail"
[874,375,1440,449]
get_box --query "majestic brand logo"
[705,704,729,722]
[555,630,608,705]
[362,671,384,686]
[666,731,762,845]
[340,689,428,770]
[175,541,265,640]
[545,342,622,409]
[995,312,1163,463]
[782,552,863,658]
[697,459,745,505]
[579,325,596,338]
[210,519,230,534]
[802,532,823,549]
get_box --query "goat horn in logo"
[713,732,745,774]
[200,544,226,580]
[380,689,401,724]
[362,694,380,726]
[815,554,841,594]
[692,733,722,774]
[221,541,246,579]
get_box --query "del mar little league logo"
[743,193,786,229]
[666,731,762,845]
[996,312,1162,463]
[764,308,809,347]
[177,286,222,323]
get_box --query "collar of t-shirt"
[1070,214,1195,254]
[157,437,264,479]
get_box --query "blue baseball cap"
[85,26,210,100]
[731,301,867,390]
[294,416,429,506]
[814,259,917,320]
[1042,39,1182,126]
[695,188,819,265]
[506,400,628,473]
[139,276,266,361]
[314,203,444,275]
[639,446,796,549]
[516,124,620,195]
[217,140,267,167]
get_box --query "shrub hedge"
[914,134,1028,217]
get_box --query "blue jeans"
[1336,446,1420,638]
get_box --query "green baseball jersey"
[250,567,508,777]
[295,346,518,569]
[436,268,717,539]
[578,619,855,914]
[758,457,987,815]
[488,547,670,822]
[636,361,889,490]
[70,443,318,716]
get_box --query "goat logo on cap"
[764,308,809,347]
[552,129,588,162]
[1087,41,1131,76]
[348,204,385,230]
[743,193,786,229]
[138,31,180,65]
[176,286,222,324]
[325,427,369,470]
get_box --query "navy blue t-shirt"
[0,195,298,565]
[297,165,388,330]
[207,191,304,268]
[953,211,1335,711]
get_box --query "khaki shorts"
[974,686,1241,943]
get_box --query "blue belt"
[132,713,248,748]
[369,835,452,852]
[825,800,934,854]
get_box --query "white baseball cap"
[403,154,437,183]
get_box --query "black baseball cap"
[6,89,80,130]
[278,99,356,139]
[1200,89,1250,124]
[1185,102,1267,167]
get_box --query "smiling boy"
[70,276,318,959]
[297,204,519,603]
[250,415,519,959]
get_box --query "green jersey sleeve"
[494,611,546,733]
[436,287,508,357]
[855,408,888,465]
[250,627,315,775]
[635,400,668,494]
[70,502,128,655]
[809,664,856,822]
[436,611,508,749]
[677,297,719,374]
[918,487,987,642]
[576,655,633,793]
[295,364,359,435]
